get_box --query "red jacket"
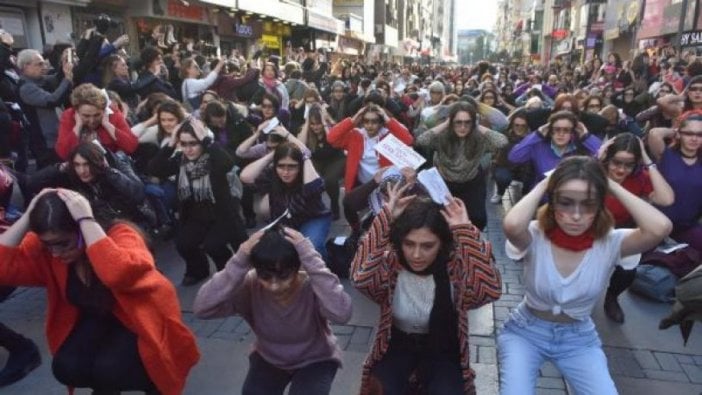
[328,117,414,192]
[0,224,200,394]
[55,108,138,160]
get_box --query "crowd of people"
[0,21,700,394]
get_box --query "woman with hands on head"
[297,104,346,220]
[328,102,413,236]
[55,83,138,161]
[499,156,672,395]
[148,117,247,285]
[240,136,332,259]
[0,188,199,394]
[193,226,352,395]
[647,110,702,260]
[351,182,502,395]
[597,133,674,323]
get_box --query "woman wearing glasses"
[0,189,199,394]
[598,133,674,322]
[500,156,672,395]
[490,110,534,204]
[508,111,602,187]
[148,118,248,285]
[328,103,413,236]
[416,102,508,230]
[194,227,352,395]
[648,110,702,262]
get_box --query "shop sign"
[307,10,341,34]
[166,0,205,22]
[661,0,696,36]
[554,37,573,55]
[637,0,666,39]
[261,34,280,49]
[552,29,568,40]
[605,28,620,41]
[680,30,702,47]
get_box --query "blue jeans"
[299,214,332,261]
[242,352,338,395]
[497,303,617,395]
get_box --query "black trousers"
[52,314,155,392]
[445,170,488,231]
[175,216,247,277]
[607,265,637,297]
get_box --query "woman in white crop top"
[499,156,672,395]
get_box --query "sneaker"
[0,337,41,387]
[490,193,502,204]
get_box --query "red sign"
[638,0,666,39]
[167,0,204,21]
[552,29,568,40]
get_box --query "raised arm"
[502,177,549,251]
[286,228,352,324]
[639,139,674,206]
[611,179,673,257]
[240,151,274,184]
[647,127,675,161]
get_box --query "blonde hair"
[179,58,198,80]
[70,83,107,109]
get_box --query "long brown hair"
[537,156,614,240]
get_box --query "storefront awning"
[307,10,343,35]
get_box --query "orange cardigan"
[0,224,200,394]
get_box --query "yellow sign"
[627,1,640,25]
[261,34,280,49]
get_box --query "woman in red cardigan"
[327,103,413,233]
[0,188,199,394]
[55,83,138,161]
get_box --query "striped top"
[350,207,503,395]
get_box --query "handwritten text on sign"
[374,134,426,170]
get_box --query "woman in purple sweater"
[193,227,352,395]
[508,111,602,187]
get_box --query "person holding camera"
[193,226,352,395]
[17,48,74,168]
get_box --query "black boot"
[0,323,41,387]
[604,292,625,323]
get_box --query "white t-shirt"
[357,128,387,184]
[392,270,435,334]
[506,221,640,321]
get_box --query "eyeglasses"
[44,232,81,254]
[659,89,672,94]
[363,118,381,124]
[257,267,297,281]
[609,158,637,170]
[453,120,472,127]
[552,127,573,134]
[553,197,599,215]
[179,141,201,148]
[276,163,300,171]
[679,130,702,138]
[688,86,702,93]
[261,103,275,109]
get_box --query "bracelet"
[645,163,657,169]
[76,216,96,224]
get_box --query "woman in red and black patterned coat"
[350,182,502,395]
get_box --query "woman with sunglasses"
[648,110,702,261]
[417,101,508,230]
[508,110,602,187]
[194,226,352,395]
[148,118,248,285]
[328,103,413,236]
[0,189,199,394]
[351,184,501,394]
[240,139,332,260]
[297,104,346,221]
[491,110,534,203]
[598,133,674,322]
[500,156,672,395]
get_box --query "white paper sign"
[374,134,426,170]
[417,167,451,205]
[262,117,280,134]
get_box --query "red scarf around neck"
[546,226,594,252]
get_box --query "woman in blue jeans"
[241,140,332,259]
[500,156,672,394]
